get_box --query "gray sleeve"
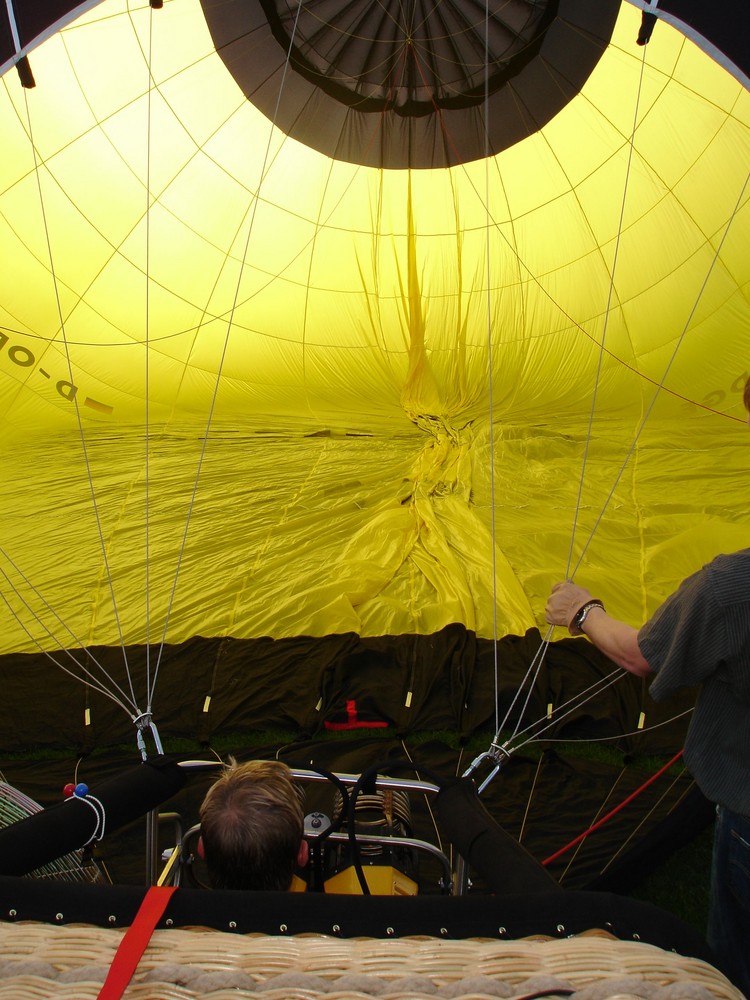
[637,566,726,701]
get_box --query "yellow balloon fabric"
[1,1,749,667]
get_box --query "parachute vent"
[201,0,621,167]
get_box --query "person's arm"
[545,582,653,677]
[573,604,652,676]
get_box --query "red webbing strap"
[96,885,178,1000]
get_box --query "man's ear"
[297,839,309,867]
[197,835,206,860]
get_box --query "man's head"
[199,759,307,891]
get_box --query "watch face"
[575,601,596,630]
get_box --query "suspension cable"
[532,706,694,748]
[470,32,749,779]
[481,0,502,737]
[566,38,650,581]
[556,765,628,883]
[571,165,750,577]
[506,666,625,755]
[541,750,684,867]
[143,3,155,713]
[18,84,137,709]
[0,570,138,715]
[150,0,309,709]
[596,764,691,878]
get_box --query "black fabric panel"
[205,633,360,737]
[435,777,562,894]
[0,633,704,897]
[586,782,715,894]
[0,637,223,753]
[455,629,695,754]
[0,876,718,967]
[542,636,695,755]
[465,629,551,736]
[0,629,695,754]
[102,638,221,749]
[0,1,94,75]
[315,625,476,735]
[0,648,93,753]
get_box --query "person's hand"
[545,582,594,631]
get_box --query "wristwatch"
[570,599,605,636]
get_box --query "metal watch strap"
[570,599,605,635]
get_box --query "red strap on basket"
[96,885,178,1000]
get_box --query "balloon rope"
[505,666,625,754]
[19,88,137,708]
[541,750,684,867]
[408,20,535,745]
[533,707,694,748]
[516,751,545,845]
[571,163,750,578]
[415,40,745,423]
[515,54,749,767]
[596,766,692,878]
[493,60,750,795]
[0,560,139,714]
[465,35,729,773]
[556,765,627,882]
[143,6,155,711]
[399,738,444,854]
[494,627,553,741]
[150,0,308,708]
[566,40,650,581]
[481,0,501,736]
[415,34,660,763]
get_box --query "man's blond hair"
[199,759,303,891]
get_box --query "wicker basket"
[0,922,743,1000]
